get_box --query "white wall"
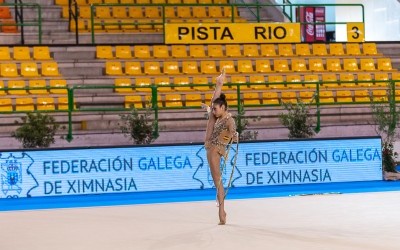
[335,0,400,41]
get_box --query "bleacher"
[0,0,399,148]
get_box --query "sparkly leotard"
[205,113,237,157]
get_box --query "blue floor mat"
[2,180,400,212]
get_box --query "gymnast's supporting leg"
[207,147,226,225]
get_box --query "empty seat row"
[0,62,60,77]
[124,88,399,109]
[70,17,239,33]
[96,43,381,59]
[104,58,396,76]
[56,0,228,5]
[114,72,400,93]
[0,46,52,60]
[0,79,67,95]
[64,5,237,19]
[0,97,70,112]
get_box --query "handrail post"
[151,85,159,138]
[66,87,74,142]
[90,5,95,44]
[315,81,321,133]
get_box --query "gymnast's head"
[212,93,228,117]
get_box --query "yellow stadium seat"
[201,61,217,74]
[286,75,302,83]
[155,77,173,92]
[237,60,253,73]
[339,73,356,88]
[193,76,210,91]
[392,72,400,80]
[153,45,170,58]
[124,62,141,75]
[336,90,353,103]
[163,61,180,75]
[299,91,315,103]
[0,98,12,112]
[207,45,223,58]
[262,92,280,105]
[329,43,344,56]
[136,78,152,92]
[260,44,276,57]
[185,93,202,107]
[145,7,160,18]
[363,43,379,55]
[115,78,134,93]
[37,97,55,111]
[189,45,205,58]
[42,62,60,76]
[243,44,259,57]
[13,46,31,60]
[372,89,387,102]
[243,93,260,105]
[57,97,71,110]
[21,62,40,77]
[322,74,339,89]
[377,58,393,71]
[0,81,5,95]
[106,61,123,75]
[295,44,311,56]
[135,0,150,3]
[164,94,183,108]
[88,0,102,3]
[312,44,327,56]
[1,63,18,77]
[33,46,52,60]
[96,46,114,59]
[49,79,67,94]
[268,75,285,90]
[134,45,150,58]
[174,77,192,91]
[177,6,191,18]
[219,60,236,73]
[198,0,212,3]
[143,62,162,76]
[226,44,242,57]
[304,75,319,89]
[343,58,358,72]
[8,80,27,95]
[209,6,223,18]
[164,7,176,18]
[357,73,373,88]
[354,90,370,102]
[286,75,303,89]
[55,0,69,5]
[96,7,112,19]
[230,75,246,84]
[171,45,188,58]
[346,43,361,55]
[249,75,265,83]
[326,58,342,72]
[374,73,389,88]
[69,19,86,31]
[278,44,293,56]
[16,97,34,111]
[192,6,207,18]
[360,58,376,71]
[128,7,144,18]
[309,58,325,72]
[319,90,334,103]
[112,6,128,19]
[78,6,91,19]
[281,92,297,103]
[29,79,48,95]
[273,59,290,72]
[291,58,308,72]
[182,61,199,74]
[115,46,132,59]
[0,47,11,60]
[124,95,143,109]
[255,60,271,73]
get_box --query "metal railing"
[0,2,42,44]
[0,79,397,142]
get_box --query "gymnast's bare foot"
[218,208,227,225]
[216,67,226,86]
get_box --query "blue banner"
[0,137,382,198]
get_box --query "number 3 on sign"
[347,22,365,42]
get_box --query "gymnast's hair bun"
[219,93,226,100]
